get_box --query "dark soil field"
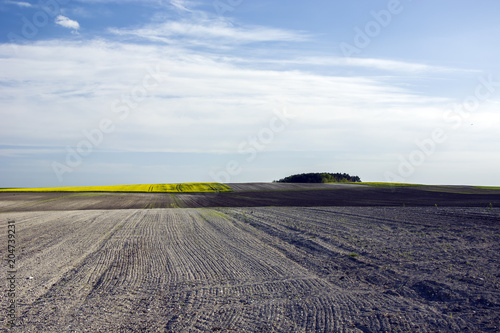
[1,183,499,332]
[1,183,500,212]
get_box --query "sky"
[1,0,499,187]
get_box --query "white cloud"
[55,15,80,31]
[0,39,460,157]
[258,56,478,74]
[1,5,498,186]
[110,20,309,47]
[170,0,192,11]
[4,1,32,7]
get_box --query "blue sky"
[1,0,499,187]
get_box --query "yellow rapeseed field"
[0,183,232,193]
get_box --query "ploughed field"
[2,183,500,211]
[1,184,499,332]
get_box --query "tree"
[274,172,361,183]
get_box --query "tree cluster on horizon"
[274,172,361,183]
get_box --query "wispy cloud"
[262,56,478,74]
[170,0,192,12]
[0,39,465,157]
[110,20,309,47]
[2,3,496,186]
[4,1,32,7]
[55,15,80,32]
[340,58,477,73]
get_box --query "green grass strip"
[473,186,500,190]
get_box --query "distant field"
[2,183,500,212]
[355,182,424,187]
[359,182,500,189]
[0,182,232,193]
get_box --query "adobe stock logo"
[384,75,499,184]
[209,107,295,183]
[52,65,164,182]
[339,0,409,57]
[7,0,69,50]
